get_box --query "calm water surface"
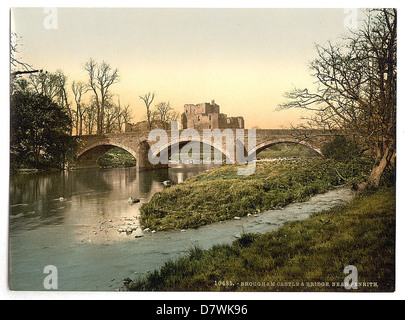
[9,165,354,291]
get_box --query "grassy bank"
[126,186,395,292]
[256,143,320,159]
[98,147,137,168]
[140,158,372,231]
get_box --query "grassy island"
[140,159,372,231]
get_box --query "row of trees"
[10,60,133,137]
[23,60,132,136]
[280,8,396,188]
[78,60,179,134]
[10,33,178,169]
[11,33,74,169]
[12,32,178,138]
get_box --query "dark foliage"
[10,85,75,170]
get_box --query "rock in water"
[128,197,140,205]
[163,180,172,187]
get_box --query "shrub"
[321,135,359,162]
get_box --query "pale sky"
[11,8,363,129]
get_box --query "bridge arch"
[152,139,234,164]
[76,141,139,169]
[247,138,323,160]
[75,130,331,169]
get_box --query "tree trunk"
[368,159,388,188]
[96,106,101,135]
[147,109,152,130]
[367,146,395,188]
[79,115,83,136]
[76,108,80,136]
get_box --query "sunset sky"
[11,8,364,129]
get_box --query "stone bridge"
[75,129,334,170]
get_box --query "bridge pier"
[136,140,169,171]
[75,130,332,171]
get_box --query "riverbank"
[126,186,395,292]
[140,158,372,231]
[11,167,63,174]
[98,147,137,168]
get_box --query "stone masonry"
[75,129,333,170]
[181,100,245,130]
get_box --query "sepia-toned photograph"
[7,5,397,297]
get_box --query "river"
[8,165,354,291]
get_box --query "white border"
[1,0,403,301]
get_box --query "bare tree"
[139,92,155,130]
[116,98,132,133]
[167,110,180,123]
[152,101,179,124]
[53,70,72,125]
[30,71,61,101]
[103,100,120,133]
[97,97,133,134]
[84,59,119,135]
[71,81,87,136]
[83,98,98,135]
[154,101,173,122]
[279,9,396,188]
[121,105,132,130]
[10,33,40,77]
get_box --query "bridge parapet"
[75,129,334,170]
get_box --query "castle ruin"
[181,100,244,130]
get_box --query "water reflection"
[9,164,217,243]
